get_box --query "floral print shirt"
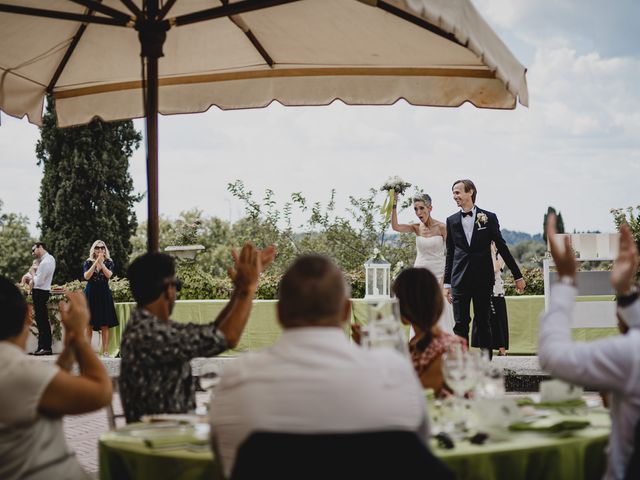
[119,307,228,422]
[410,332,467,375]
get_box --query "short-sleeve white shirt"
[0,342,89,480]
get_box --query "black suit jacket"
[444,207,522,290]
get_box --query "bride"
[391,192,455,333]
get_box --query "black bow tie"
[461,210,473,217]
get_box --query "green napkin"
[516,397,587,409]
[509,418,590,432]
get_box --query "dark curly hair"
[392,268,443,352]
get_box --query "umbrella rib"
[119,0,142,18]
[47,4,99,93]
[67,0,134,23]
[0,3,132,27]
[157,0,178,20]
[229,15,274,67]
[172,0,301,27]
[376,1,465,49]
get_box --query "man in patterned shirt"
[119,243,274,422]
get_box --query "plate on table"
[117,422,210,449]
[141,413,205,424]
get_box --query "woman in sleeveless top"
[390,192,455,333]
[393,268,467,396]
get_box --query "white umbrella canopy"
[0,0,528,250]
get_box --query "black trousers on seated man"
[32,288,52,351]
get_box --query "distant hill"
[502,229,543,245]
[385,229,542,246]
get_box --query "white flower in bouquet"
[380,176,412,195]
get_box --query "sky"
[1,0,639,238]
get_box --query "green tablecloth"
[99,410,609,480]
[109,296,617,356]
[433,410,609,480]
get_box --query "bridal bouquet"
[380,176,412,222]
[380,176,412,195]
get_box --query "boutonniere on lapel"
[476,212,488,228]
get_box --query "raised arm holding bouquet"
[380,176,412,223]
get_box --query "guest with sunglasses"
[83,240,119,357]
[119,243,276,423]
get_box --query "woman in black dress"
[489,241,509,355]
[83,240,119,356]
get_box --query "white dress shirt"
[538,284,640,480]
[461,206,477,245]
[209,327,428,477]
[33,253,55,291]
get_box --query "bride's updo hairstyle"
[392,267,443,352]
[412,193,432,206]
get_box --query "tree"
[0,200,35,282]
[36,96,142,283]
[227,180,415,276]
[542,207,565,243]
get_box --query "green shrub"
[504,268,544,296]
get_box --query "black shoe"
[33,348,53,356]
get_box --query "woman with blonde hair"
[83,240,119,356]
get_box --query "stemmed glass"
[441,344,479,438]
[361,298,408,355]
[475,350,505,399]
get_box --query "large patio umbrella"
[0,0,528,252]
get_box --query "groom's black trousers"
[452,286,493,352]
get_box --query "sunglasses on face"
[95,246,106,250]
[164,277,182,292]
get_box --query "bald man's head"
[277,255,350,328]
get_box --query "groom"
[443,180,525,356]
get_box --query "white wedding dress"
[414,235,456,334]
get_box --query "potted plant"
[164,220,205,260]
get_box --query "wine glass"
[362,298,408,355]
[442,345,478,438]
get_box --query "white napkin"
[539,379,583,403]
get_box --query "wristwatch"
[558,275,576,287]
[617,284,639,308]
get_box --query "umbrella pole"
[146,55,160,253]
[138,0,167,253]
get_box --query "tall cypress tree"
[36,96,142,283]
[543,206,565,243]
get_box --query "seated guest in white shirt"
[0,277,112,480]
[540,216,640,480]
[209,255,428,477]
